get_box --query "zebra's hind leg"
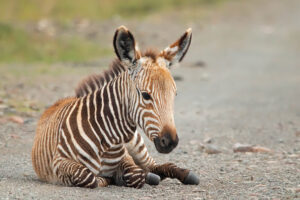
[149,162,199,185]
[114,153,146,189]
[96,176,112,187]
[53,158,110,188]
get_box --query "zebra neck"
[91,72,137,145]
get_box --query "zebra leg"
[114,153,146,189]
[53,158,111,188]
[125,131,199,185]
[149,162,199,185]
[125,131,156,170]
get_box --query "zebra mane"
[75,49,160,97]
[75,59,126,97]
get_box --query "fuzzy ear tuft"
[160,28,192,68]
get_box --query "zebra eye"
[142,92,151,100]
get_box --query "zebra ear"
[160,28,192,68]
[113,26,141,68]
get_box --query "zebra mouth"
[154,133,178,154]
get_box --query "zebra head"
[113,26,192,153]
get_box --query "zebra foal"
[32,26,199,188]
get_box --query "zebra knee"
[123,167,146,189]
[72,168,98,188]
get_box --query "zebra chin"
[153,133,179,154]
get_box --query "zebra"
[32,26,199,189]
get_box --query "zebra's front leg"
[114,153,146,189]
[53,158,111,188]
[125,131,199,185]
[149,162,199,185]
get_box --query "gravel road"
[0,0,299,199]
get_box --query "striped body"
[32,26,199,188]
[32,71,157,187]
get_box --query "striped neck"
[92,71,138,145]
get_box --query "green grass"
[0,0,226,22]
[0,23,112,63]
[0,0,227,64]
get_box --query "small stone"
[10,134,20,139]
[204,137,213,144]
[200,72,210,81]
[251,146,271,153]
[8,116,24,124]
[173,75,183,81]
[29,103,39,111]
[205,145,221,154]
[193,61,206,68]
[295,131,300,137]
[198,143,205,151]
[0,104,8,109]
[233,143,253,153]
[288,154,300,158]
[189,140,199,145]
[278,139,284,143]
[0,117,7,124]
[287,187,300,193]
[233,143,271,153]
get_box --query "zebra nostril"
[160,135,170,147]
[161,138,166,146]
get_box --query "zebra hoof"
[145,172,160,185]
[183,171,199,185]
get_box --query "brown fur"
[142,49,160,61]
[32,97,77,182]
[39,97,76,122]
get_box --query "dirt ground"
[0,0,300,199]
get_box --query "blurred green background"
[0,0,226,63]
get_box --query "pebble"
[193,61,206,68]
[233,143,254,153]
[198,143,205,151]
[0,104,9,109]
[173,75,183,81]
[10,134,20,139]
[189,140,199,145]
[233,143,271,153]
[251,146,271,153]
[204,137,213,144]
[8,116,24,124]
[205,145,222,154]
[287,187,300,193]
[0,118,7,124]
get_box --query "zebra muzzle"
[154,133,179,154]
